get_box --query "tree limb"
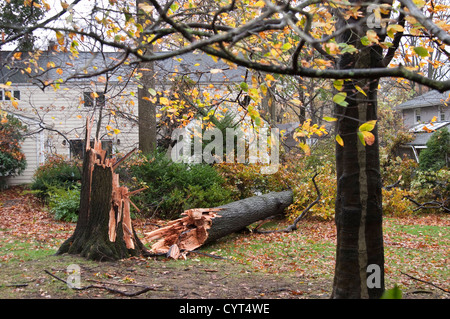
[44,270,157,297]
[401,271,450,294]
[405,196,450,213]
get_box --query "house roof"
[409,121,450,133]
[406,121,450,146]
[0,50,246,86]
[395,90,450,110]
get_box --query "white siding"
[3,82,140,185]
[6,130,44,186]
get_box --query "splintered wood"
[143,208,222,259]
[85,118,143,250]
[108,174,136,249]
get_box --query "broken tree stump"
[56,118,147,261]
[143,190,293,259]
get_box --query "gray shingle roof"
[0,50,246,85]
[406,122,450,146]
[395,90,450,110]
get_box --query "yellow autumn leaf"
[359,120,377,132]
[366,30,379,43]
[354,85,367,96]
[412,0,425,8]
[159,97,169,105]
[299,142,311,156]
[113,128,121,134]
[265,74,275,81]
[106,125,112,131]
[255,0,265,7]
[336,134,344,146]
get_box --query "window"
[439,106,446,121]
[83,91,105,108]
[70,139,113,159]
[414,108,421,123]
[0,90,20,101]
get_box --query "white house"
[1,49,246,185]
[395,90,450,162]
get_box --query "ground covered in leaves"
[0,186,449,299]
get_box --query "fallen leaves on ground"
[0,187,74,252]
[1,186,449,298]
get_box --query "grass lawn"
[0,187,449,299]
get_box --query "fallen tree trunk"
[143,190,293,259]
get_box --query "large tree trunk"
[331,3,386,299]
[144,190,293,258]
[137,0,157,154]
[57,119,147,261]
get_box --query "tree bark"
[57,119,147,261]
[144,190,293,258]
[137,0,157,154]
[205,190,293,244]
[331,3,386,299]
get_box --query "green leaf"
[338,43,357,54]
[281,43,292,51]
[357,131,366,146]
[254,116,261,126]
[323,116,338,122]
[333,92,348,107]
[333,79,343,91]
[240,82,249,92]
[148,88,157,96]
[413,46,429,57]
[381,285,403,299]
[359,120,377,132]
[360,36,370,46]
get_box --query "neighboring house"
[1,49,245,186]
[395,90,450,162]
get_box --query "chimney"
[47,40,56,52]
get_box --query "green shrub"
[214,162,286,200]
[128,150,234,219]
[419,128,450,171]
[47,185,80,222]
[0,113,27,188]
[409,168,450,213]
[31,155,81,199]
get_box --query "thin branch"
[399,0,450,46]
[405,196,450,213]
[401,271,450,294]
[44,270,157,297]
